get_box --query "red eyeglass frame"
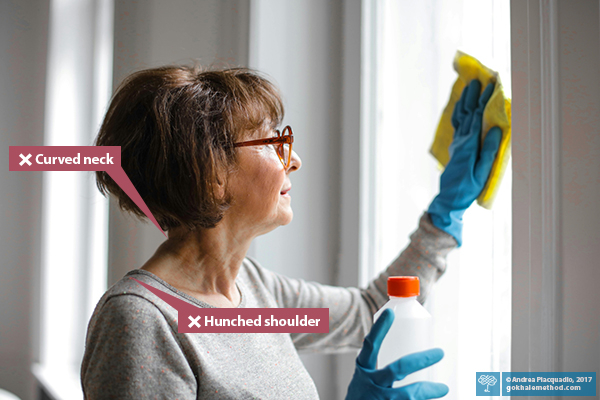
[233,125,294,169]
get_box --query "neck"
[141,220,253,308]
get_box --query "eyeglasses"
[233,125,294,169]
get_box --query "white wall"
[0,1,49,399]
[511,0,600,394]
[556,0,600,374]
[248,1,349,398]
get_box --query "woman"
[81,65,500,399]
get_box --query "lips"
[280,186,291,195]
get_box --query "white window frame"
[32,0,113,398]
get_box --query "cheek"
[229,148,286,216]
[263,169,285,201]
[256,152,286,188]
[246,161,284,203]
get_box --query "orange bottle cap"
[387,276,420,297]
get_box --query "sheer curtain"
[365,0,511,398]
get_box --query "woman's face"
[225,124,302,237]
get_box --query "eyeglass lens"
[276,127,292,168]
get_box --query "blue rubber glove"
[345,309,449,400]
[428,80,502,246]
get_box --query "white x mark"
[188,315,201,328]
[19,153,32,166]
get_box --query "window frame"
[32,0,113,398]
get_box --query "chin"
[257,212,293,238]
[280,215,293,226]
[279,209,294,226]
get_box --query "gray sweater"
[81,213,455,399]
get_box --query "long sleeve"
[361,212,457,314]
[246,212,456,354]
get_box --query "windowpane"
[368,0,511,397]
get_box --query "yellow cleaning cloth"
[430,51,511,209]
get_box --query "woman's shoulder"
[81,272,197,396]
[104,269,160,296]
[98,269,178,310]
[87,270,180,332]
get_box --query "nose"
[287,149,302,173]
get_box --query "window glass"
[368,1,511,397]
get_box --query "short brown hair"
[95,65,284,230]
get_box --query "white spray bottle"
[374,276,433,387]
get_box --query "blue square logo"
[476,372,500,396]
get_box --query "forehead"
[244,120,278,140]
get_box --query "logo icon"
[476,372,500,396]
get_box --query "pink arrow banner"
[9,146,166,237]
[131,278,330,334]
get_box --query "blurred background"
[1,1,598,399]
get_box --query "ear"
[214,166,231,201]
[215,175,226,200]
